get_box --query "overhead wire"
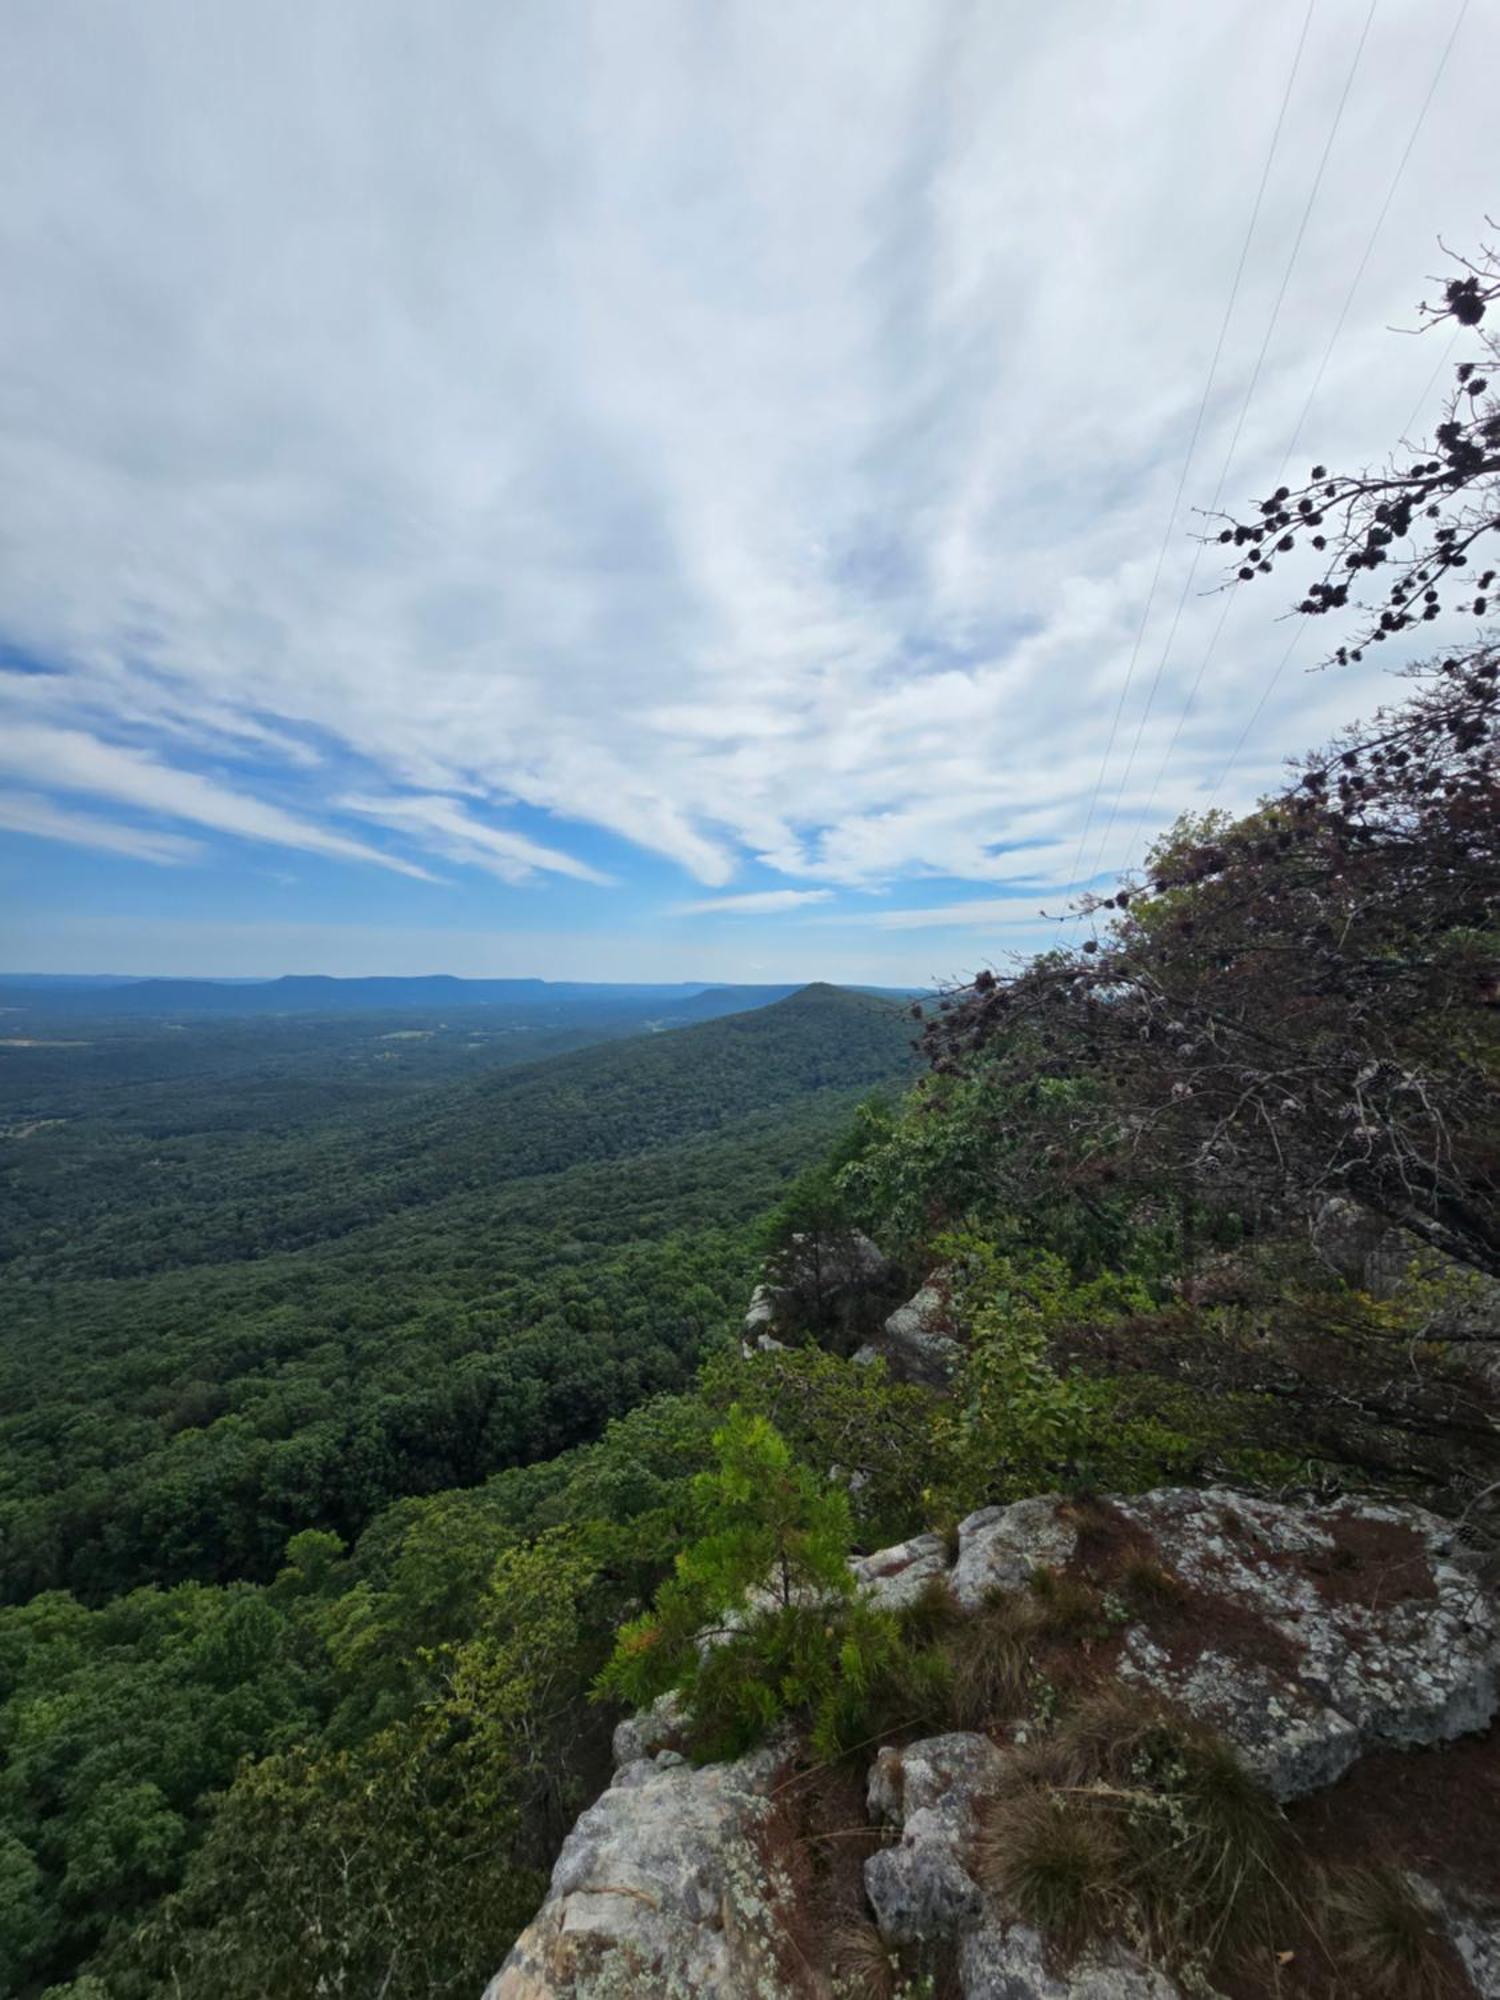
[1091,0,1378,887]
[1060,0,1316,903]
[1190,0,1471,829]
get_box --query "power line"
[1398,325,1462,445]
[1090,0,1377,887]
[1280,0,1470,476]
[1062,0,1316,901]
[1182,0,1471,833]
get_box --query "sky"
[0,0,1494,986]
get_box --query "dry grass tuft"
[972,1790,1123,1954]
[827,1915,899,2000]
[1120,1554,1190,1613]
[1025,1566,1108,1640]
[972,1688,1294,1980]
[945,1622,1032,1732]
[898,1574,967,1648]
[1327,1866,1457,2000]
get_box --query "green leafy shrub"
[928,1244,1196,1515]
[596,1408,949,1761]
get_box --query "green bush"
[596,1409,948,1762]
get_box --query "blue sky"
[0,0,1494,984]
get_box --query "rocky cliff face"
[483,1487,1500,1999]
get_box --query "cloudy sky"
[0,0,1493,984]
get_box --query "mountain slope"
[0,985,916,1601]
[1,984,916,1279]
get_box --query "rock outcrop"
[1111,1487,1497,1798]
[482,1739,796,2000]
[741,1230,890,1352]
[483,1487,1500,1999]
[854,1266,963,1385]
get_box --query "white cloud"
[341,793,613,885]
[0,0,1493,952]
[0,720,434,879]
[674,888,835,916]
[0,790,203,865]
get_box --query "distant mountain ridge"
[0,973,918,1020]
[0,973,788,1018]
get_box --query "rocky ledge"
[483,1488,1500,1999]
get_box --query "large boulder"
[609,1690,688,1769]
[950,1495,1078,1610]
[864,1733,1007,1943]
[1311,1196,1411,1293]
[959,1925,1190,2000]
[864,1732,1192,1996]
[851,1531,950,1612]
[858,1269,964,1385]
[482,1740,793,2000]
[1113,1488,1500,1797]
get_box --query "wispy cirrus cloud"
[341,793,614,886]
[674,889,835,917]
[0,790,203,865]
[0,722,433,879]
[0,1,1493,977]
[868,895,1059,932]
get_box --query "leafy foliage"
[928,1243,1197,1514]
[924,646,1500,1280]
[597,1409,948,1763]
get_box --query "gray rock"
[1414,1878,1500,2000]
[743,1282,777,1335]
[866,1841,984,1945]
[852,1531,951,1612]
[1113,1488,1500,1798]
[801,1228,888,1286]
[864,1733,1008,1945]
[488,1488,1500,1998]
[867,1731,1010,1831]
[1311,1196,1408,1293]
[740,1283,785,1355]
[959,1923,1190,1999]
[1118,1634,1359,1798]
[951,1496,1078,1611]
[877,1271,964,1385]
[862,1732,1202,1990]
[610,1689,688,1769]
[483,1739,792,2000]
[1447,1903,1500,2000]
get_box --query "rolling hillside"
[0,984,917,1601]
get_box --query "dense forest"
[0,983,921,1993]
[1,257,1497,2000]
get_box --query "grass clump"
[1119,1554,1189,1614]
[1327,1866,1457,2000]
[972,1689,1293,1982]
[1025,1566,1110,1641]
[828,1916,899,1999]
[936,1571,1118,1733]
[897,1575,967,1648]
[973,1791,1121,1954]
[942,1593,1035,1731]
